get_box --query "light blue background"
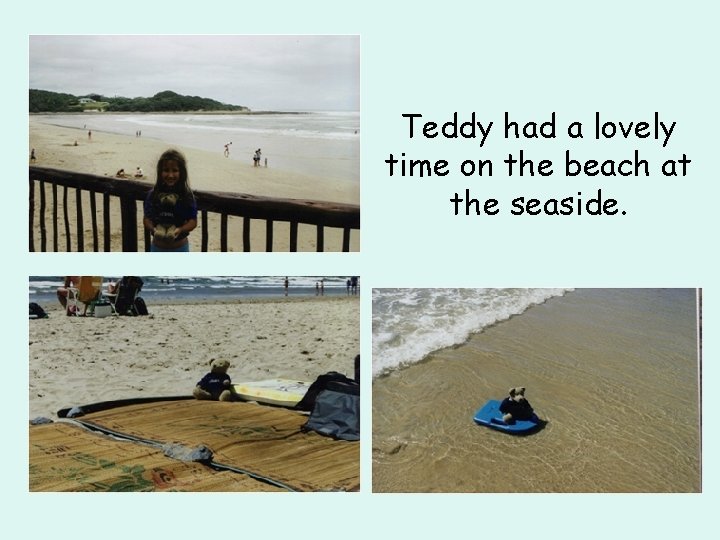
[6,0,717,537]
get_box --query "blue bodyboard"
[473,399,540,434]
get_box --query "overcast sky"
[29,35,359,111]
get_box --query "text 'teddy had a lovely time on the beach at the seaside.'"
[383,111,691,218]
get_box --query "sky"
[29,35,360,111]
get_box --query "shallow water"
[372,289,700,492]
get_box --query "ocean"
[372,288,701,492]
[29,276,359,307]
[31,112,360,182]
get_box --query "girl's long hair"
[153,149,195,202]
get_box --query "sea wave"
[371,288,572,378]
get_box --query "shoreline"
[28,118,359,197]
[372,289,573,381]
[30,110,312,116]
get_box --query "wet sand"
[372,289,700,492]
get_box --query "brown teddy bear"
[193,359,235,402]
[152,193,182,241]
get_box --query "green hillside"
[29,89,249,113]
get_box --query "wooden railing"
[29,166,360,252]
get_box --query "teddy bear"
[500,386,534,423]
[152,193,183,241]
[193,359,235,402]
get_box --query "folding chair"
[108,276,144,316]
[66,276,104,316]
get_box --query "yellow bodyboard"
[233,379,311,407]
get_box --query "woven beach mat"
[29,421,284,492]
[72,399,360,492]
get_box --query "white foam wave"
[372,288,572,378]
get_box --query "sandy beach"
[29,116,359,251]
[372,289,701,493]
[29,295,360,420]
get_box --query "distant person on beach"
[116,168,126,178]
[284,277,289,296]
[135,166,144,178]
[499,387,536,423]
[346,279,351,295]
[351,276,358,295]
[224,142,232,157]
[143,149,198,253]
[30,148,36,162]
[56,276,80,310]
[88,130,92,141]
[253,148,261,167]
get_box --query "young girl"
[143,149,198,252]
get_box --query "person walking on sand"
[284,277,289,296]
[253,148,262,167]
[30,148,36,162]
[224,142,232,157]
[143,149,198,253]
[88,130,92,141]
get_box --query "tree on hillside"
[29,89,77,113]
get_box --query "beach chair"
[108,276,144,316]
[66,276,104,316]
